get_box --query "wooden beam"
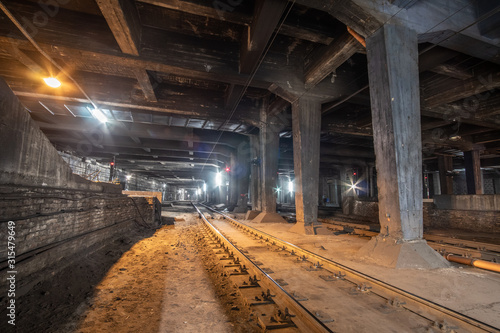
[268,96,289,117]
[138,0,333,44]
[473,131,500,144]
[422,65,500,108]
[0,36,272,90]
[268,83,297,103]
[7,46,47,75]
[293,0,381,37]
[324,123,373,136]
[239,0,288,74]
[429,63,474,80]
[304,32,361,88]
[96,0,142,56]
[224,84,246,110]
[133,69,157,102]
[14,91,224,119]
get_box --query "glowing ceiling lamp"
[87,107,108,123]
[43,77,61,88]
[203,183,207,192]
[215,172,222,187]
[288,181,293,192]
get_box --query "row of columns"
[229,23,488,268]
[243,23,448,268]
[438,152,483,195]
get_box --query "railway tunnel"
[0,0,500,332]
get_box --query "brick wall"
[0,185,156,293]
[341,197,500,233]
[423,202,500,233]
[0,80,158,293]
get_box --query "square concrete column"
[464,150,483,194]
[228,152,239,207]
[438,155,454,195]
[233,139,251,213]
[246,135,261,219]
[359,24,448,268]
[289,97,324,234]
[252,100,285,222]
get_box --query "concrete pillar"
[464,150,483,194]
[438,155,454,195]
[234,139,251,213]
[246,135,261,219]
[359,24,448,268]
[228,153,239,207]
[368,165,375,198]
[494,177,500,194]
[289,97,324,234]
[252,98,286,223]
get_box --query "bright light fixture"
[126,175,132,180]
[288,181,293,192]
[216,172,222,187]
[43,77,61,88]
[203,183,207,192]
[87,107,108,123]
[350,184,356,190]
[197,188,201,195]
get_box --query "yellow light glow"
[43,77,61,88]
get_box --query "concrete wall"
[433,195,500,211]
[423,202,500,233]
[0,185,155,293]
[341,196,500,233]
[0,79,157,293]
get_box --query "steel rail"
[192,203,333,333]
[319,220,500,261]
[201,203,500,333]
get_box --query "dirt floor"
[0,206,258,333]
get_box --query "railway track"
[317,219,500,263]
[194,203,500,333]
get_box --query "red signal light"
[225,167,230,172]
[353,172,357,176]
[110,162,115,166]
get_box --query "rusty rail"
[201,203,500,333]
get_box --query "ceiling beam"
[45,133,235,157]
[422,65,500,108]
[35,116,246,148]
[138,0,333,44]
[268,96,289,118]
[0,36,271,90]
[239,0,288,74]
[133,69,157,102]
[473,131,500,144]
[96,0,142,56]
[7,46,47,75]
[224,84,246,110]
[304,32,361,88]
[429,63,474,80]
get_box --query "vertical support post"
[464,150,483,194]
[360,24,448,268]
[251,97,286,222]
[250,135,261,211]
[234,138,251,213]
[289,97,322,234]
[228,153,238,207]
[260,98,278,214]
[438,155,454,195]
